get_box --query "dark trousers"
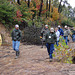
[46,43,54,59]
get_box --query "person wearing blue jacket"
[58,25,64,36]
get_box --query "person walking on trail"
[45,28,57,62]
[11,24,22,59]
[40,25,49,48]
[63,25,70,45]
[55,27,60,46]
[58,25,64,36]
[71,27,75,42]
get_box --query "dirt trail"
[0,43,75,75]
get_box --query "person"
[45,27,57,62]
[11,24,22,59]
[40,25,49,48]
[71,27,75,42]
[63,25,70,45]
[55,27,60,46]
[58,25,64,36]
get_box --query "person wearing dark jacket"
[11,24,22,59]
[63,25,70,45]
[45,28,57,62]
[40,25,49,48]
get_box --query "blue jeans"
[12,41,20,51]
[56,41,59,46]
[64,36,68,45]
[46,43,54,59]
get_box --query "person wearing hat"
[55,27,60,46]
[58,25,64,36]
[45,27,57,62]
[63,25,70,45]
[40,24,49,48]
[71,27,75,42]
[11,24,22,59]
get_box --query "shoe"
[15,56,18,59]
[41,46,43,48]
[50,59,53,62]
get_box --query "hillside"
[0,23,12,45]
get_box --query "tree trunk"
[17,0,20,5]
[48,0,51,17]
[58,0,62,13]
[25,0,26,2]
[38,0,43,16]
[28,0,30,7]
[46,0,48,18]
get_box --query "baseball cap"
[15,24,19,28]
[45,25,48,27]
[65,25,67,28]
[50,28,54,32]
[58,25,60,28]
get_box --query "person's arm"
[19,31,22,41]
[40,29,44,38]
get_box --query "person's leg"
[56,41,59,46]
[65,36,68,45]
[15,41,20,58]
[49,44,54,59]
[46,43,50,55]
[41,40,43,48]
[12,41,16,50]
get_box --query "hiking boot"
[50,59,52,62]
[15,56,18,59]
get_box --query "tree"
[58,0,63,13]
[46,0,48,18]
[48,0,51,16]
[28,0,30,7]
[38,0,43,16]
[17,0,20,5]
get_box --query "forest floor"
[0,42,75,75]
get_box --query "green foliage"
[61,17,75,26]
[53,36,73,64]
[0,0,16,28]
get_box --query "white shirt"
[55,31,60,41]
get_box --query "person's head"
[55,27,58,32]
[45,25,48,29]
[64,25,67,29]
[58,25,60,28]
[15,24,19,30]
[50,27,54,33]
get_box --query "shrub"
[0,0,16,28]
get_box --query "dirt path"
[0,43,75,75]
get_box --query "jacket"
[45,32,57,44]
[41,28,49,41]
[58,28,64,36]
[55,30,60,41]
[11,29,22,41]
[64,29,70,37]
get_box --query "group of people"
[11,24,75,61]
[40,25,75,61]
